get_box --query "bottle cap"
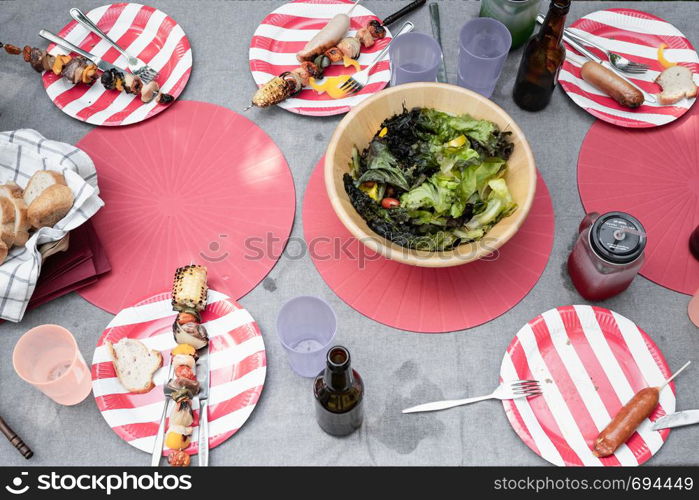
[590,212,646,264]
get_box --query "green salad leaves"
[344,107,517,251]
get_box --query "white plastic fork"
[402,380,542,414]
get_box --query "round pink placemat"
[76,100,295,313]
[303,158,555,333]
[578,103,699,295]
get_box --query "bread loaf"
[27,184,74,229]
[0,196,16,247]
[23,170,67,205]
[0,183,30,246]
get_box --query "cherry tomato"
[381,198,400,209]
[175,365,196,381]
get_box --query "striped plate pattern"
[249,0,392,116]
[92,290,266,455]
[42,2,192,126]
[501,306,674,466]
[559,8,698,128]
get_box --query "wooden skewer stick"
[660,361,691,390]
[347,0,361,15]
[0,416,33,459]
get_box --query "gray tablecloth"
[0,0,697,466]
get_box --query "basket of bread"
[0,129,104,322]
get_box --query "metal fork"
[536,14,648,74]
[402,380,541,414]
[69,7,158,83]
[336,21,415,96]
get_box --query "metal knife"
[429,2,447,83]
[652,410,699,430]
[38,29,129,75]
[196,346,210,466]
[559,31,656,104]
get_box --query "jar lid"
[590,212,646,264]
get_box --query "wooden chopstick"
[0,415,33,459]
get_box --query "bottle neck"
[323,346,354,391]
[538,0,569,44]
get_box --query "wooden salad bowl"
[325,82,537,268]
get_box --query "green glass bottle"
[313,346,364,436]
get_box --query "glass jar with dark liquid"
[567,212,647,301]
[313,346,363,436]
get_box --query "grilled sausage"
[580,61,644,108]
[296,13,350,62]
[593,386,659,457]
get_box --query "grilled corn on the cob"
[251,76,293,108]
[172,265,208,314]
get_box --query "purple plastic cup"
[389,32,443,86]
[457,17,512,97]
[277,296,337,377]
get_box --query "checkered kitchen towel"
[0,129,104,322]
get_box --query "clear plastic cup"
[457,17,512,97]
[277,296,337,377]
[12,324,92,405]
[389,32,443,86]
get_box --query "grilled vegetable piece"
[171,264,208,314]
[167,450,191,467]
[251,76,295,108]
[165,432,190,450]
[170,398,194,427]
[171,343,197,357]
[337,37,361,59]
[173,320,209,349]
[367,20,386,40]
[171,387,193,403]
[167,376,200,395]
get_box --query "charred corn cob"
[171,265,208,314]
[251,75,296,108]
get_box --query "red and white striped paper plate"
[249,0,392,116]
[42,2,192,126]
[92,290,266,455]
[559,9,698,128]
[501,306,675,466]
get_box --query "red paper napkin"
[29,222,111,309]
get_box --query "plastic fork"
[335,21,415,96]
[402,380,542,414]
[69,7,159,83]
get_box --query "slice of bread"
[656,66,698,105]
[106,338,163,394]
[0,239,7,265]
[23,170,67,206]
[0,196,16,247]
[27,184,74,229]
[0,183,30,246]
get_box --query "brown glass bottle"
[313,346,363,436]
[513,0,570,111]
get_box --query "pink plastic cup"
[12,325,92,405]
